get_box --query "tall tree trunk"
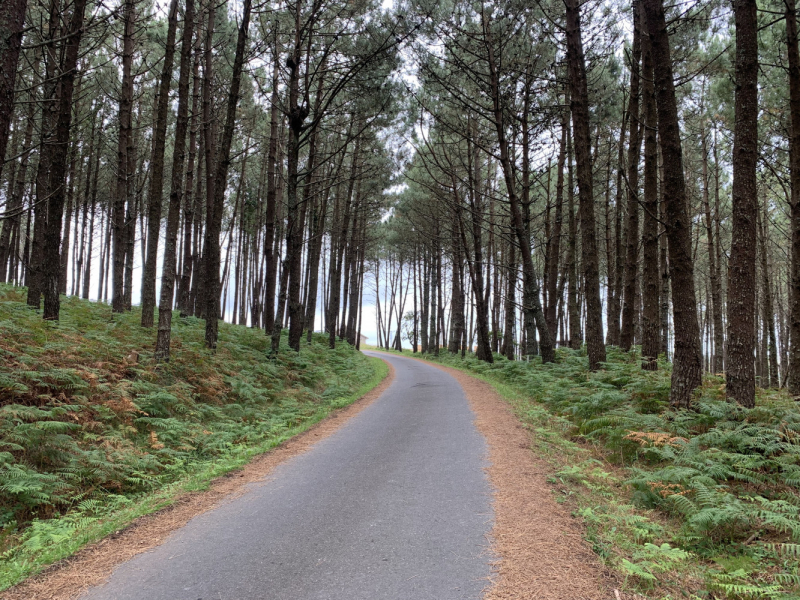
[155,0,194,360]
[436,238,443,355]
[83,130,100,299]
[283,2,311,352]
[263,43,281,335]
[483,12,554,362]
[502,238,516,360]
[123,106,142,312]
[659,157,670,359]
[203,0,250,349]
[27,1,59,309]
[305,150,339,343]
[112,0,135,314]
[448,201,465,355]
[566,127,581,350]
[412,244,418,352]
[340,190,359,340]
[640,18,659,370]
[198,0,216,320]
[785,0,800,395]
[546,103,567,338]
[98,205,109,300]
[421,248,429,353]
[123,160,138,310]
[179,21,202,316]
[643,0,702,407]
[59,140,77,295]
[462,121,493,362]
[0,0,27,177]
[327,139,359,349]
[713,129,725,366]
[429,231,439,354]
[75,107,97,296]
[288,68,325,349]
[142,0,179,327]
[340,178,362,340]
[42,0,87,320]
[702,121,724,373]
[607,95,627,346]
[759,206,778,387]
[520,77,539,358]
[726,0,758,407]
[22,202,31,287]
[346,219,366,346]
[620,0,643,352]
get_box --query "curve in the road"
[80,351,494,600]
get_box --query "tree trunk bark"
[758,206,779,387]
[643,0,702,407]
[502,238,516,360]
[0,0,27,178]
[726,0,758,407]
[112,0,135,314]
[142,0,179,327]
[27,2,59,309]
[282,2,310,352]
[421,248,429,353]
[155,0,194,360]
[785,0,800,395]
[566,126,581,350]
[59,140,76,295]
[620,0,643,352]
[203,0,250,349]
[42,0,87,320]
[263,43,281,334]
[546,103,567,339]
[83,130,100,299]
[640,18,659,370]
[607,95,627,346]
[702,120,724,373]
[305,152,339,342]
[178,21,202,316]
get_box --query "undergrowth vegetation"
[0,284,383,589]
[396,347,800,599]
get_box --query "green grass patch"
[0,284,386,589]
[369,346,800,599]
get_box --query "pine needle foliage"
[0,284,379,577]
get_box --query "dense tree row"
[2,0,800,409]
[0,0,406,360]
[367,0,800,410]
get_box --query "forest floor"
[365,346,800,600]
[0,284,387,593]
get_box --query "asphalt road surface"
[81,351,493,600]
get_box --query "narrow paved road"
[82,352,493,600]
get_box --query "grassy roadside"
[366,346,800,600]
[0,285,387,590]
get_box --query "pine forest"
[3,0,800,595]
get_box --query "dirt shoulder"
[1,361,395,600]
[423,360,618,600]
